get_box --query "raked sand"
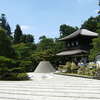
[0,72,100,100]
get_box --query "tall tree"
[88,1,100,60]
[20,34,34,43]
[89,37,100,60]
[0,14,12,36]
[37,37,54,51]
[59,24,78,38]
[81,16,98,32]
[6,22,12,36]
[0,28,16,59]
[13,24,22,44]
[39,35,46,40]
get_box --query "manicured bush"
[19,60,34,72]
[17,73,29,80]
[71,62,79,73]
[10,67,25,73]
[0,56,15,68]
[78,66,86,75]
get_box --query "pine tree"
[13,24,22,44]
[0,28,16,59]
[0,14,12,36]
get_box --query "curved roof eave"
[56,49,89,56]
[58,29,98,41]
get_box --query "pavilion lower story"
[57,49,89,62]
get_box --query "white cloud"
[20,25,39,43]
[20,25,35,34]
[20,25,29,29]
[20,25,35,30]
[94,9,99,14]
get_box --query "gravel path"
[0,73,100,100]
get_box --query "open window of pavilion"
[57,29,98,62]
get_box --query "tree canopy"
[81,15,100,34]
[59,24,79,38]
[0,14,12,36]
[0,28,16,59]
[89,37,100,60]
[13,24,23,44]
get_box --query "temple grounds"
[0,72,100,100]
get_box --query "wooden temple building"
[57,29,98,62]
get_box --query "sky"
[0,0,99,43]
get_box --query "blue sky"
[0,0,99,43]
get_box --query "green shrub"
[17,73,29,80]
[0,56,15,68]
[71,62,78,73]
[19,60,34,72]
[10,67,25,73]
[65,62,72,73]
[78,63,97,76]
[78,66,86,75]
[0,67,9,77]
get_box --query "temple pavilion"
[57,29,98,62]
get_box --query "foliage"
[39,35,46,40]
[12,43,36,72]
[0,28,17,59]
[13,24,34,44]
[64,62,71,73]
[81,15,100,35]
[59,24,79,38]
[78,63,97,76]
[32,36,67,68]
[19,60,34,72]
[10,67,26,73]
[31,49,55,63]
[13,24,23,44]
[20,34,34,43]
[0,56,15,68]
[37,37,54,51]
[12,43,32,60]
[17,73,29,80]
[71,62,79,73]
[0,56,29,80]
[59,61,98,77]
[0,14,12,36]
[59,62,78,73]
[89,37,100,60]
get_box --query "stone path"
[0,73,100,100]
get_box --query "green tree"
[0,28,16,59]
[0,14,12,36]
[31,36,67,68]
[59,24,78,38]
[12,43,36,72]
[39,35,46,40]
[81,15,100,35]
[13,24,22,44]
[6,22,12,36]
[12,43,31,60]
[37,37,54,51]
[20,34,34,43]
[89,36,100,60]
[0,14,6,30]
